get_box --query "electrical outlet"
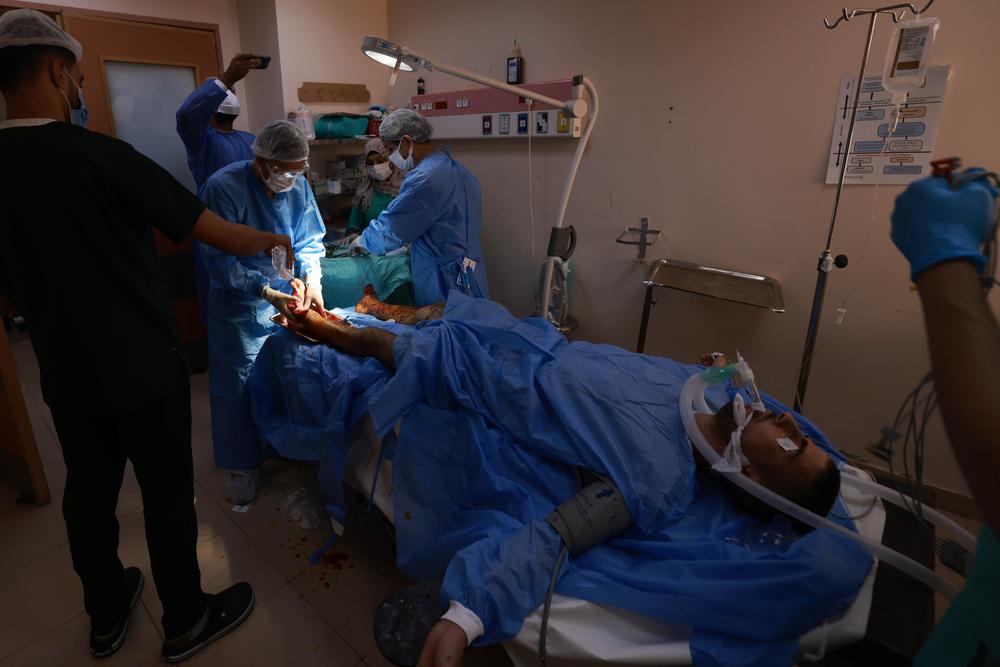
[499,113,510,135]
[536,111,549,134]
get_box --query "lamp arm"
[403,46,587,117]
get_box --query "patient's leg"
[355,285,444,324]
[295,310,398,370]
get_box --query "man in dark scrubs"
[0,10,299,662]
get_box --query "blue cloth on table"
[320,255,412,309]
[246,293,873,666]
[248,310,407,520]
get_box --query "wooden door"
[63,11,223,370]
[0,323,49,504]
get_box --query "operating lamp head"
[361,36,419,73]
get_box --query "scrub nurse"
[199,120,326,505]
[353,108,489,305]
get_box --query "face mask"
[388,139,414,172]
[58,72,88,127]
[368,161,393,181]
[262,162,300,193]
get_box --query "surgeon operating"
[199,120,325,505]
[176,52,259,322]
[349,109,489,305]
[274,290,865,666]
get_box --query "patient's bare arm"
[355,284,445,324]
[292,309,399,370]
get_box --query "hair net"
[0,9,83,61]
[252,120,309,162]
[379,108,433,143]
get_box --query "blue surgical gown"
[176,79,256,322]
[199,160,325,470]
[358,146,489,305]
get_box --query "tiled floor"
[0,330,513,667]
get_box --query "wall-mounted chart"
[825,64,950,185]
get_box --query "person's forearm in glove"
[890,170,1000,535]
[261,285,298,318]
[890,171,998,281]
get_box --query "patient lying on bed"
[290,290,839,515]
[282,288,869,667]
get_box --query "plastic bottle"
[507,39,524,85]
[290,106,316,140]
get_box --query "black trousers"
[51,371,207,639]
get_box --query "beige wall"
[273,0,389,115]
[236,0,285,133]
[386,0,1000,494]
[30,0,249,129]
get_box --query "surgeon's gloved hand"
[891,172,999,282]
[416,620,467,667]
[336,232,359,247]
[304,282,326,316]
[261,285,300,319]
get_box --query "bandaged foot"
[355,284,444,325]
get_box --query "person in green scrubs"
[345,137,404,241]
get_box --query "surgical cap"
[217,87,240,115]
[379,108,433,143]
[252,120,309,162]
[0,9,83,61]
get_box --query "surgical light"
[360,35,598,324]
[360,36,417,72]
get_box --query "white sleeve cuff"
[442,600,484,647]
[213,78,229,93]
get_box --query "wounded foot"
[355,284,444,324]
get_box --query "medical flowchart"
[825,64,950,185]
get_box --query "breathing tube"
[679,364,977,599]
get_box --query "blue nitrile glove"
[891,171,999,281]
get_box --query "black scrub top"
[0,121,206,418]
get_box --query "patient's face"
[738,408,831,492]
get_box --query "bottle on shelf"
[507,39,524,85]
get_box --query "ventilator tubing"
[679,368,977,599]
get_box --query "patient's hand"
[417,620,466,667]
[699,352,729,367]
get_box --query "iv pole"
[793,0,935,412]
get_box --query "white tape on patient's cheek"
[712,394,752,473]
[777,437,800,452]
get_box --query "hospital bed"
[344,416,888,666]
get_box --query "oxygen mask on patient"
[711,352,800,473]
